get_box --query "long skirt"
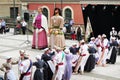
[109,47,117,64]
[33,69,44,80]
[84,54,96,72]
[64,64,72,80]
[49,34,65,49]
[32,29,48,49]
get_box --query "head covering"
[98,35,101,38]
[6,56,12,60]
[54,46,62,50]
[44,48,49,52]
[80,39,85,43]
[64,48,70,54]
[102,34,106,38]
[20,50,25,53]
[56,47,62,50]
[24,53,29,58]
[35,55,41,60]
[91,37,95,40]
[19,50,25,56]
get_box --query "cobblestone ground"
[0,28,120,80]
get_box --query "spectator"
[64,20,69,33]
[16,13,21,24]
[71,26,76,40]
[76,27,82,41]
[69,19,74,33]
[110,27,117,41]
[21,19,27,35]
[1,19,6,34]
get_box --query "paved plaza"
[0,28,120,80]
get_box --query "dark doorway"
[82,4,120,39]
[43,8,48,20]
[10,7,18,18]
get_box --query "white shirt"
[53,51,65,66]
[110,30,117,36]
[102,38,109,48]
[21,21,27,27]
[19,59,32,74]
[17,16,21,21]
[79,44,89,55]
[7,70,16,80]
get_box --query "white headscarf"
[35,55,41,60]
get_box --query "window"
[64,8,72,21]
[10,7,18,18]
[43,8,48,20]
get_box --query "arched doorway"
[64,8,72,22]
[42,8,48,20]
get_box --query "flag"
[85,17,93,42]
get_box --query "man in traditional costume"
[95,35,102,63]
[49,8,65,49]
[74,40,89,74]
[97,34,109,67]
[52,46,65,80]
[32,6,48,49]
[18,50,26,77]
[19,53,32,80]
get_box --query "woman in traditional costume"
[33,55,48,80]
[64,48,73,80]
[32,6,48,49]
[49,8,65,49]
[107,37,118,64]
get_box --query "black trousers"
[0,26,6,34]
[21,27,26,35]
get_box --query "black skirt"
[33,69,44,80]
[84,54,96,72]
[109,47,117,64]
